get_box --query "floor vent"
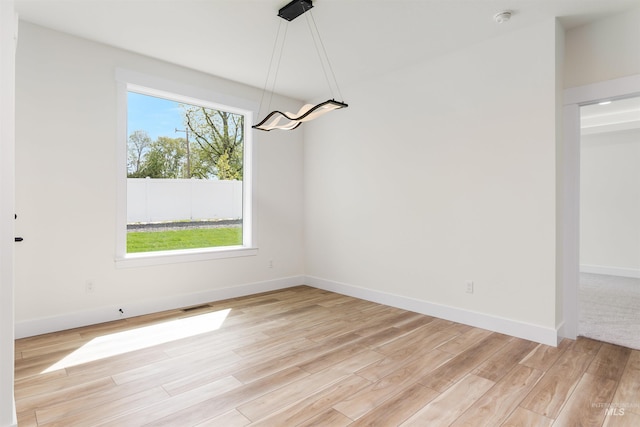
[182,304,211,312]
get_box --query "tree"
[127,130,152,177]
[215,152,242,181]
[183,106,244,180]
[137,137,187,178]
[189,143,216,180]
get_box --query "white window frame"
[115,69,257,268]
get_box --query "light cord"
[308,10,345,102]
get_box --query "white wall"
[304,19,562,341]
[580,128,640,276]
[564,7,640,89]
[14,22,305,335]
[0,1,17,424]
[554,19,566,332]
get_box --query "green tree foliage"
[139,137,187,178]
[215,152,242,181]
[128,136,187,178]
[189,143,216,180]
[127,105,244,180]
[184,106,244,180]
[127,130,152,176]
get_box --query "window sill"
[115,246,258,268]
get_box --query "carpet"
[579,272,640,350]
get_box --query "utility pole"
[175,127,191,178]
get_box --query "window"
[116,70,256,267]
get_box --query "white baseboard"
[7,399,16,427]
[580,264,640,279]
[304,275,559,347]
[16,274,561,347]
[15,275,304,339]
[556,320,571,342]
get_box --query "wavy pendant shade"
[253,99,347,131]
[253,0,348,132]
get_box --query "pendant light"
[253,0,348,131]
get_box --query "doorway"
[578,96,640,349]
[562,74,640,343]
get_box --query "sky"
[127,92,186,141]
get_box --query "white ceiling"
[581,96,640,134]
[15,0,639,102]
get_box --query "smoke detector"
[494,11,512,24]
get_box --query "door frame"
[0,1,17,425]
[561,74,640,340]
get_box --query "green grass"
[127,227,242,253]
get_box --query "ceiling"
[15,0,639,102]
[581,95,640,134]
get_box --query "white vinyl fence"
[127,178,242,223]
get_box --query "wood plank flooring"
[14,286,640,426]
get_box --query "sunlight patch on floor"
[42,308,231,373]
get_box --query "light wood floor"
[15,286,640,426]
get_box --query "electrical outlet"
[466,280,474,294]
[85,281,95,293]
[268,260,274,269]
